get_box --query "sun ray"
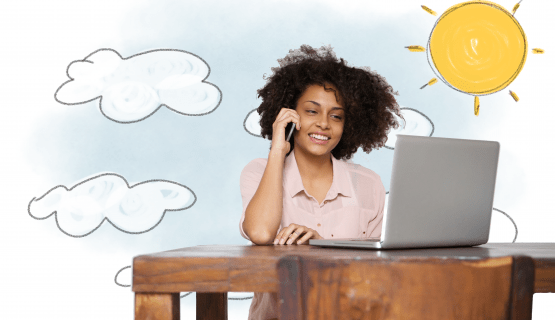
[512,0,523,15]
[509,90,519,102]
[420,78,438,89]
[532,48,545,54]
[421,5,437,16]
[474,96,480,116]
[405,45,426,52]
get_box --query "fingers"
[286,228,305,245]
[274,224,303,245]
[270,109,301,154]
[274,224,321,245]
[295,230,314,245]
[274,108,301,131]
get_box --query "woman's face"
[293,84,345,158]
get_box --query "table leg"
[196,292,228,320]
[135,293,180,320]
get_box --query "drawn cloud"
[243,107,434,149]
[243,108,262,137]
[55,49,222,123]
[384,107,434,149]
[115,266,131,287]
[28,173,196,237]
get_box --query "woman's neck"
[293,148,333,181]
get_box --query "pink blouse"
[239,149,385,320]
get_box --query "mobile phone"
[285,122,295,142]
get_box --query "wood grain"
[197,292,227,320]
[133,243,555,294]
[132,244,554,319]
[135,293,179,320]
[279,256,534,320]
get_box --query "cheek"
[297,117,311,133]
[335,123,345,139]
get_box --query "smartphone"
[285,122,295,142]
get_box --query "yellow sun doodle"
[430,1,526,95]
[409,1,544,115]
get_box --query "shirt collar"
[283,149,353,199]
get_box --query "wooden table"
[132,243,555,319]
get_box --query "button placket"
[314,200,323,232]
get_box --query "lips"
[309,133,329,145]
[309,133,330,141]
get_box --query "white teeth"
[310,134,329,141]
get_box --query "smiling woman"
[239,45,402,320]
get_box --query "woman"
[239,45,402,319]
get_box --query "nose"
[316,114,330,129]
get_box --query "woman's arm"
[242,108,300,245]
[242,149,287,244]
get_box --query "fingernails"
[279,238,285,245]
[286,239,292,245]
[273,239,278,245]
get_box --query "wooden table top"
[133,243,555,293]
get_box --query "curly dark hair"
[257,45,403,160]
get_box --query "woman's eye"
[332,115,343,120]
[307,110,316,114]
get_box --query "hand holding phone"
[271,108,300,155]
[286,122,295,142]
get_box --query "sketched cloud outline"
[243,108,262,137]
[28,172,197,237]
[55,48,222,123]
[384,107,435,150]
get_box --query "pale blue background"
[1,0,553,318]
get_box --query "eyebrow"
[304,100,344,111]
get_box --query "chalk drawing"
[408,1,544,115]
[28,172,196,237]
[55,49,222,123]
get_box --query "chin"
[298,142,337,157]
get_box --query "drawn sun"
[407,1,544,115]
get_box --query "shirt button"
[331,234,334,237]
[317,223,321,227]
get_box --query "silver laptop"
[309,134,500,249]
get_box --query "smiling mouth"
[309,133,330,141]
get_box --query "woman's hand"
[274,223,323,245]
[271,108,301,155]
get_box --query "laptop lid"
[380,135,500,248]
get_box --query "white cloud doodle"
[55,49,221,123]
[114,266,131,287]
[243,108,262,137]
[28,173,196,237]
[384,107,434,149]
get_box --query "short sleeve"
[239,158,267,240]
[366,176,386,238]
